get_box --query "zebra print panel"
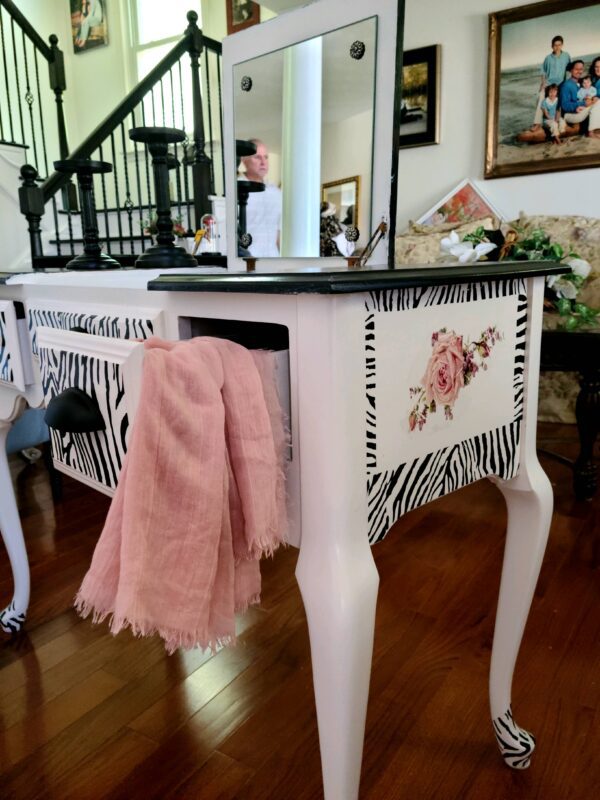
[0,599,26,634]
[367,420,521,543]
[28,309,155,357]
[39,347,129,490]
[493,706,536,769]
[0,310,15,384]
[365,279,527,543]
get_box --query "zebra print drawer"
[0,300,28,392]
[37,327,145,496]
[26,299,163,359]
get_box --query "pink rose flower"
[421,332,465,408]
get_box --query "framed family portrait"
[226,0,260,36]
[485,0,600,178]
[70,0,108,54]
[399,45,441,149]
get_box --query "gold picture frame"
[485,0,600,179]
[321,176,361,228]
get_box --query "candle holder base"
[134,244,198,269]
[66,252,121,271]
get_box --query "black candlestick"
[54,159,121,270]
[129,126,197,269]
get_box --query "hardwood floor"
[1,424,598,799]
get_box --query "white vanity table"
[0,0,568,797]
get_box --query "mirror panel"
[233,17,376,258]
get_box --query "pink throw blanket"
[75,336,287,653]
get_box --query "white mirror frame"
[222,0,402,272]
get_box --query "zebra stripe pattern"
[0,310,15,384]
[365,279,527,543]
[493,706,536,769]
[28,309,156,357]
[0,599,26,634]
[39,347,129,490]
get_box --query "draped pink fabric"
[74,337,288,653]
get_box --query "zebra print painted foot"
[493,706,536,769]
[0,599,27,634]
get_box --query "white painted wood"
[223,0,399,271]
[37,328,145,494]
[0,412,30,633]
[0,300,27,392]
[488,275,553,769]
[295,294,378,800]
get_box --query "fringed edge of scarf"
[74,590,262,655]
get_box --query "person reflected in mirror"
[342,204,355,226]
[239,139,282,258]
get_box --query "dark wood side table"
[540,329,600,500]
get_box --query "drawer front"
[0,300,27,392]
[37,328,144,496]
[27,300,163,358]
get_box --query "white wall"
[398,0,600,230]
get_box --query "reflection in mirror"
[233,17,376,258]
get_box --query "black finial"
[186,10,198,25]
[20,164,39,184]
[49,34,58,46]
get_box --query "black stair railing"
[0,0,76,221]
[18,10,224,270]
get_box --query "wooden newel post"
[186,10,212,231]
[18,164,45,264]
[48,34,78,211]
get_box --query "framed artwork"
[486,0,600,179]
[226,0,261,35]
[321,176,360,227]
[70,0,108,54]
[416,179,503,226]
[399,44,441,149]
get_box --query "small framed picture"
[485,0,600,178]
[416,179,503,226]
[321,176,360,228]
[399,44,441,149]
[226,0,261,36]
[70,0,108,54]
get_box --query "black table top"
[148,261,568,294]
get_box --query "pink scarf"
[75,337,287,653]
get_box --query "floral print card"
[372,295,519,470]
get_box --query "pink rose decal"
[421,332,464,408]
[409,326,503,431]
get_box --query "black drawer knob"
[45,388,106,433]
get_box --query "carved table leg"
[0,421,31,633]
[490,456,553,769]
[574,368,599,501]
[296,522,379,800]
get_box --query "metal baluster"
[21,33,39,172]
[169,67,176,128]
[216,49,225,195]
[204,47,215,192]
[10,18,25,144]
[52,195,61,257]
[0,8,15,142]
[159,76,166,127]
[110,131,124,254]
[169,67,183,224]
[33,49,49,178]
[178,58,192,233]
[66,195,75,256]
[140,102,153,231]
[98,142,111,253]
[150,84,157,126]
[131,108,146,250]
[120,122,135,254]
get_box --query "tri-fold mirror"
[223,0,403,270]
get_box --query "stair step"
[57,199,194,215]
[33,253,228,270]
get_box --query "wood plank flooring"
[0,423,598,799]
